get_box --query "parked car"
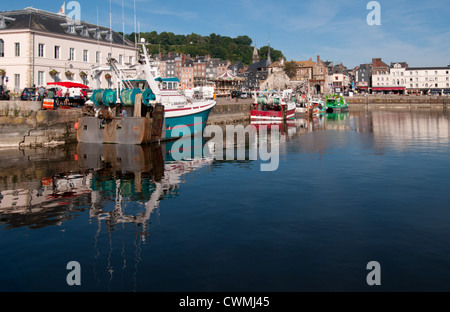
[240,92,249,99]
[20,87,37,100]
[231,90,241,98]
[0,85,10,100]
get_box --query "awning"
[47,81,89,89]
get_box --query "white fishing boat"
[77,40,216,144]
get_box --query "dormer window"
[100,30,113,42]
[79,26,90,37]
[61,22,77,34]
[89,28,101,40]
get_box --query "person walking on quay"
[38,86,45,101]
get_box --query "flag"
[58,2,65,15]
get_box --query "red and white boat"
[250,90,296,121]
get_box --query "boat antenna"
[109,0,112,55]
[134,0,137,60]
[122,0,125,62]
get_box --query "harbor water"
[1,109,450,292]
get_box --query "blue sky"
[3,0,450,68]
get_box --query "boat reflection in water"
[0,141,214,235]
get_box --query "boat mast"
[140,42,161,97]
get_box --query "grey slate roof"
[0,7,134,47]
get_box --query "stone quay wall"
[0,100,82,148]
[347,95,448,109]
[0,95,448,148]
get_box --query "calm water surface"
[1,109,450,292]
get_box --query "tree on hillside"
[126,31,285,65]
[258,46,284,62]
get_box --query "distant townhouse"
[181,59,194,89]
[244,43,271,90]
[311,55,329,94]
[216,59,230,77]
[192,57,207,87]
[294,58,314,82]
[371,61,408,94]
[355,63,372,93]
[329,63,350,93]
[244,59,271,90]
[229,60,244,76]
[405,66,450,95]
[0,7,137,91]
[371,58,394,94]
[205,59,218,81]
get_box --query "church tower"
[252,44,260,64]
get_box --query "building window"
[83,50,88,62]
[37,71,44,86]
[55,46,60,59]
[15,42,20,57]
[38,44,44,57]
[0,39,4,57]
[129,56,133,65]
[119,54,123,65]
[69,48,75,61]
[107,53,111,60]
[96,51,100,64]
[14,74,20,92]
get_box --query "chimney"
[317,55,320,62]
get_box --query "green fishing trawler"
[325,94,349,113]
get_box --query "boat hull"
[250,108,296,121]
[163,101,215,141]
[326,106,349,113]
[77,117,155,144]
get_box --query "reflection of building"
[0,142,213,232]
[370,111,450,149]
[0,7,136,91]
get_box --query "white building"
[371,62,407,94]
[405,66,450,95]
[0,7,137,92]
